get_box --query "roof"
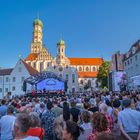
[0,68,13,76]
[69,58,103,65]
[78,72,98,78]
[26,53,38,61]
[57,39,65,46]
[33,19,43,27]
[21,59,39,76]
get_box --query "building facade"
[124,40,140,90]
[111,51,124,72]
[0,59,38,98]
[25,18,103,90]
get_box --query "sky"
[1,0,140,68]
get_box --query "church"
[26,18,103,91]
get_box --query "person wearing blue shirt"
[118,99,140,140]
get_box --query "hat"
[122,99,131,108]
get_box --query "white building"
[0,59,38,98]
[124,40,140,90]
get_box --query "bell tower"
[56,39,70,66]
[31,18,43,53]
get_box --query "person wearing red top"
[27,112,45,140]
[88,113,111,140]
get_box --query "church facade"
[26,18,103,91]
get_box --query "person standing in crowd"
[41,101,56,140]
[0,105,16,140]
[88,112,111,140]
[118,98,140,140]
[52,99,63,117]
[0,99,8,117]
[99,103,114,131]
[79,111,92,140]
[14,113,39,140]
[62,120,80,140]
[27,112,45,140]
[70,100,80,123]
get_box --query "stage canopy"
[25,71,65,85]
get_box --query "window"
[12,86,15,91]
[79,67,82,72]
[0,77,2,83]
[18,67,22,72]
[66,74,69,81]
[127,60,129,65]
[130,59,132,64]
[125,62,127,66]
[13,77,16,82]
[92,67,96,71]
[86,67,89,71]
[72,74,75,83]
[21,77,25,82]
[0,88,2,92]
[5,88,8,92]
[6,77,9,82]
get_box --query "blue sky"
[1,0,140,68]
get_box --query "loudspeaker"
[23,81,27,92]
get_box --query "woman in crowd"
[27,112,45,140]
[88,112,111,140]
[78,111,92,140]
[62,120,80,140]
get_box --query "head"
[1,99,6,105]
[47,101,53,110]
[122,99,131,108]
[113,99,120,108]
[99,103,108,113]
[29,112,40,127]
[92,112,108,132]
[83,102,90,110]
[7,105,14,115]
[81,111,91,123]
[62,121,80,140]
[14,113,31,137]
[70,100,76,108]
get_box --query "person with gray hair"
[27,112,45,140]
[0,105,16,140]
[118,99,140,140]
[13,113,39,140]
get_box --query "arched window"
[79,67,82,72]
[86,67,89,71]
[92,66,96,71]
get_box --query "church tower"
[56,39,70,66]
[31,18,43,53]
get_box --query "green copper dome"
[57,39,65,45]
[33,19,43,27]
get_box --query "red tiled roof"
[69,58,103,65]
[26,53,38,61]
[0,68,13,76]
[21,59,39,76]
[78,72,98,78]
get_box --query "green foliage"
[97,61,110,88]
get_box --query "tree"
[97,61,110,88]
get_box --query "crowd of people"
[0,91,140,140]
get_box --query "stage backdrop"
[37,78,64,91]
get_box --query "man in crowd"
[118,98,140,140]
[0,105,16,140]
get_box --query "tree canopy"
[97,61,110,88]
